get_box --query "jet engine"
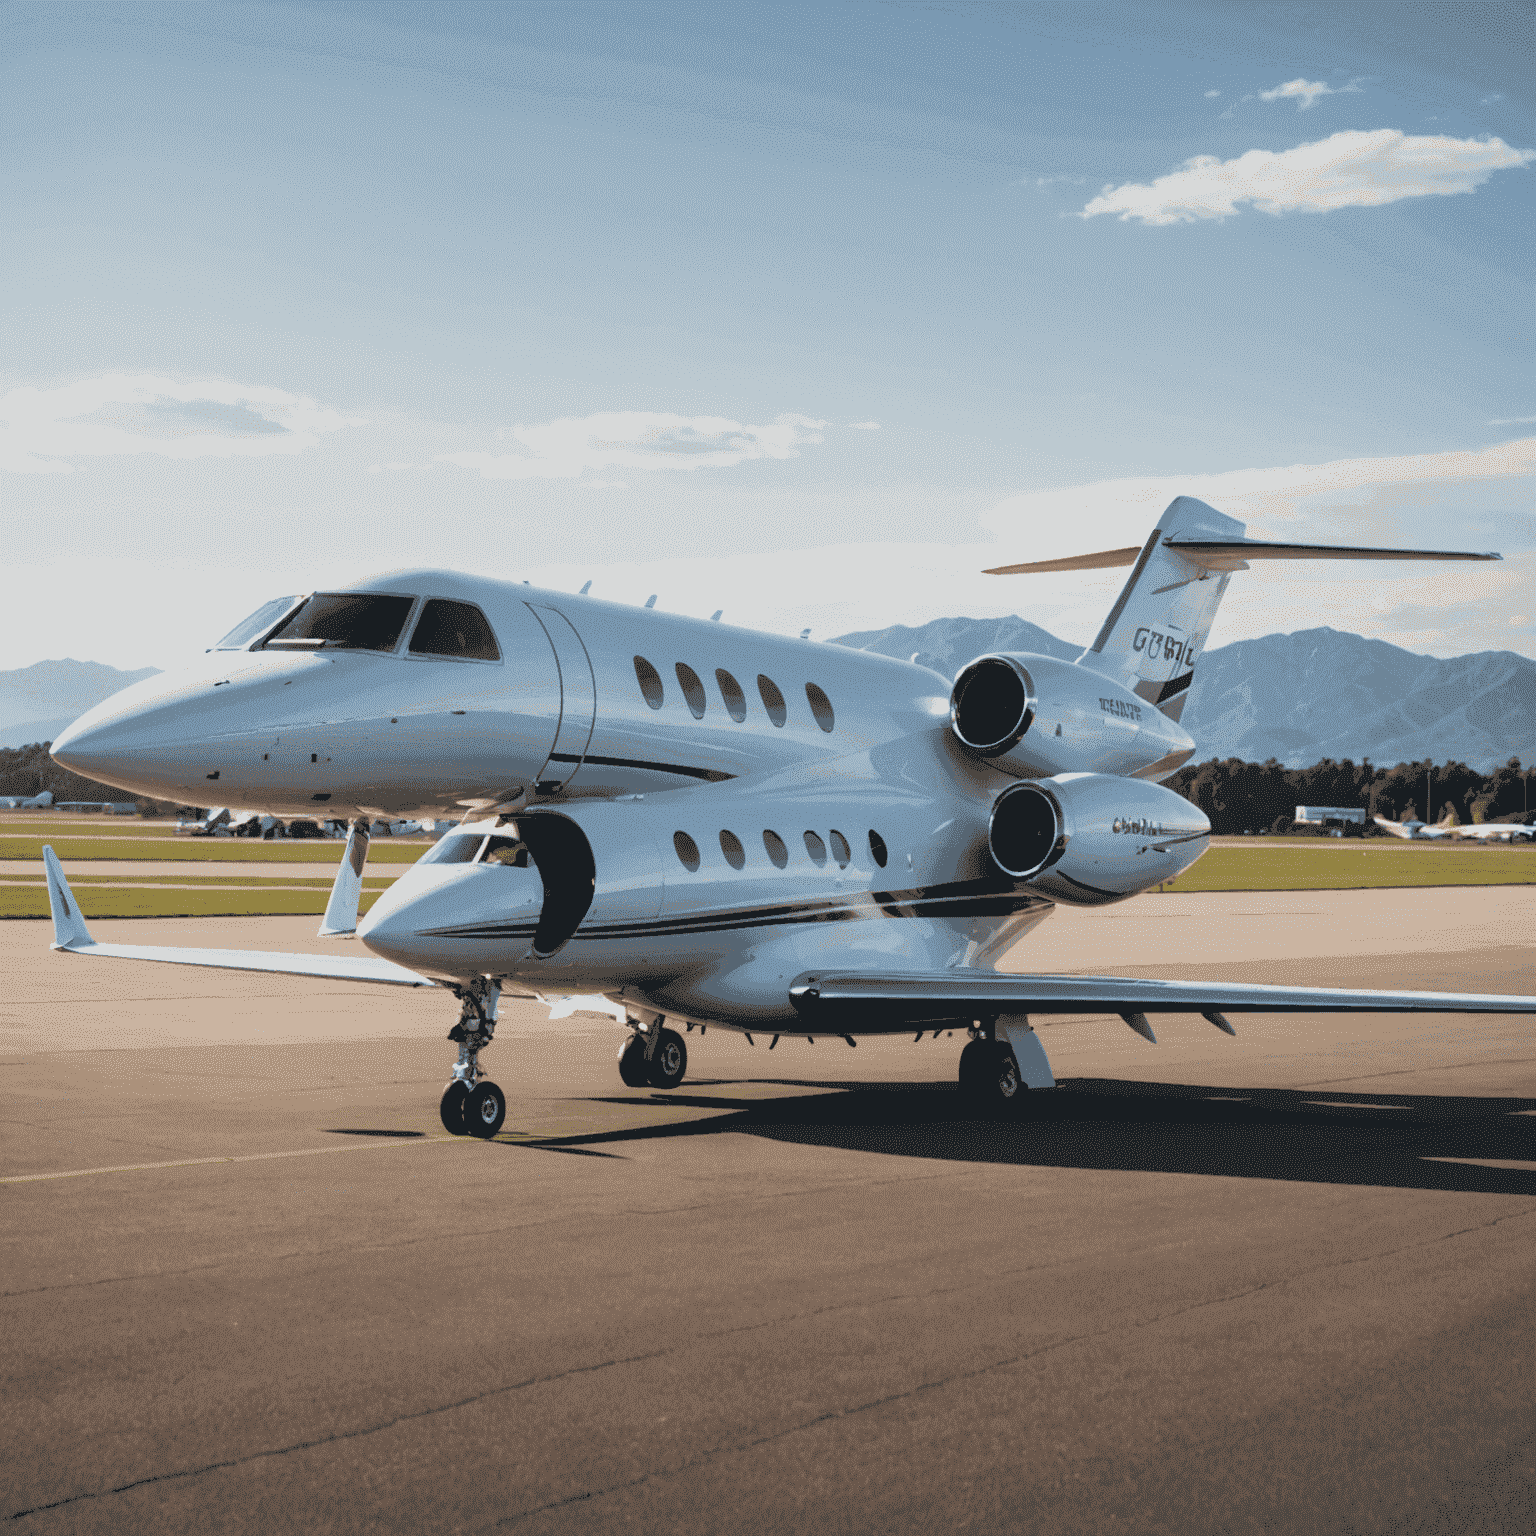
[950,652,1194,781]
[987,771,1210,905]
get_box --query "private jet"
[43,496,1536,1137]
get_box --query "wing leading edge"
[789,970,1536,1028]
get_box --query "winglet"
[318,820,370,937]
[42,846,94,951]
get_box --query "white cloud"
[439,411,826,481]
[1080,130,1535,225]
[1204,90,1221,99]
[0,374,364,474]
[1489,415,1536,425]
[1512,614,1532,627]
[1259,78,1360,111]
[849,421,882,431]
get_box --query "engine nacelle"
[988,771,1210,905]
[950,652,1194,780]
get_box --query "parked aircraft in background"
[43,496,1533,1138]
[1374,813,1535,843]
[0,791,53,809]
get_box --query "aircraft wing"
[789,970,1536,1029]
[41,846,434,989]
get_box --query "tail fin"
[986,496,1499,723]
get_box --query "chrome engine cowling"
[988,771,1210,905]
[950,652,1194,781]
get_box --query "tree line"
[1165,756,1536,836]
[0,741,180,815]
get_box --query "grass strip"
[1162,843,1536,893]
[0,872,397,888]
[0,836,426,864]
[1,886,387,920]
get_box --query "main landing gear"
[439,980,507,1138]
[617,1017,688,1090]
[958,1018,1038,1115]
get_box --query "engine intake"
[988,780,1064,879]
[951,655,1036,756]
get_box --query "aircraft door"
[527,605,596,792]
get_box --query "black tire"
[467,1080,507,1139]
[440,1080,469,1135]
[617,1035,649,1088]
[646,1028,687,1090]
[957,1039,989,1098]
[970,1042,1024,1115]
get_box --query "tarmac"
[4,888,1534,1533]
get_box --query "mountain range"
[4,623,1532,772]
[832,619,1535,773]
[0,659,160,750]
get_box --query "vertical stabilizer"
[1076,497,1243,721]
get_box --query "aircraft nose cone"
[49,710,166,793]
[359,865,541,978]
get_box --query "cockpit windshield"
[212,596,299,651]
[417,828,531,868]
[263,593,415,653]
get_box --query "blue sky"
[3,0,1532,669]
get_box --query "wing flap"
[790,970,1536,1027]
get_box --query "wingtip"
[42,846,94,951]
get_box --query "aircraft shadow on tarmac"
[489,1077,1536,1195]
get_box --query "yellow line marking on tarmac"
[2,1136,467,1184]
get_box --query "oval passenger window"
[716,668,747,722]
[719,830,746,870]
[803,830,827,866]
[805,683,835,732]
[673,831,701,872]
[829,830,851,869]
[763,830,789,869]
[868,830,889,868]
[757,674,787,727]
[676,663,707,719]
[634,656,664,710]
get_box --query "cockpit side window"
[407,599,501,662]
[264,593,415,652]
[213,596,299,650]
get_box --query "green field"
[0,885,389,920]
[1163,842,1536,893]
[0,836,427,864]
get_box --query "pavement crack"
[4,1349,670,1523]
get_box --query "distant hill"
[831,616,1079,675]
[0,659,160,748]
[831,618,1536,773]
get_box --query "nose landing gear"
[440,981,507,1138]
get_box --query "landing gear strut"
[440,981,506,1137]
[618,1016,688,1090]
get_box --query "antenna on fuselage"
[579,580,592,595]
[710,610,723,621]
[644,594,657,608]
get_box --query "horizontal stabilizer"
[985,537,1499,576]
[42,845,432,988]
[789,970,1536,1027]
